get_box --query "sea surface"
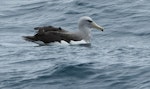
[0,0,150,89]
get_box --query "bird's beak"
[92,22,104,31]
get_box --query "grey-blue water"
[0,0,150,89]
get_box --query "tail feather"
[23,36,37,42]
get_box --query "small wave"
[109,30,150,38]
[10,58,52,65]
[60,0,75,4]
[48,63,96,79]
[65,10,82,15]
[0,1,47,18]
[0,62,97,88]
[133,32,150,37]
[15,1,47,8]
[29,62,97,81]
[74,1,88,6]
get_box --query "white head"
[78,16,104,42]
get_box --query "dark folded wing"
[23,31,82,43]
[34,26,67,33]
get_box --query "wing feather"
[23,26,82,44]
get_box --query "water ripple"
[1,0,150,89]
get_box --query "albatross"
[23,16,104,44]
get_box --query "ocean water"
[0,0,150,89]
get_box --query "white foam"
[70,40,88,45]
[61,0,74,3]
[48,40,70,46]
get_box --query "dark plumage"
[23,26,82,44]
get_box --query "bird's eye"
[87,20,92,23]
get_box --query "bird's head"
[78,16,104,32]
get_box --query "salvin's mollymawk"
[23,16,104,44]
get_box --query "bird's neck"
[78,25,91,42]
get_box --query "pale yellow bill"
[92,22,104,31]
